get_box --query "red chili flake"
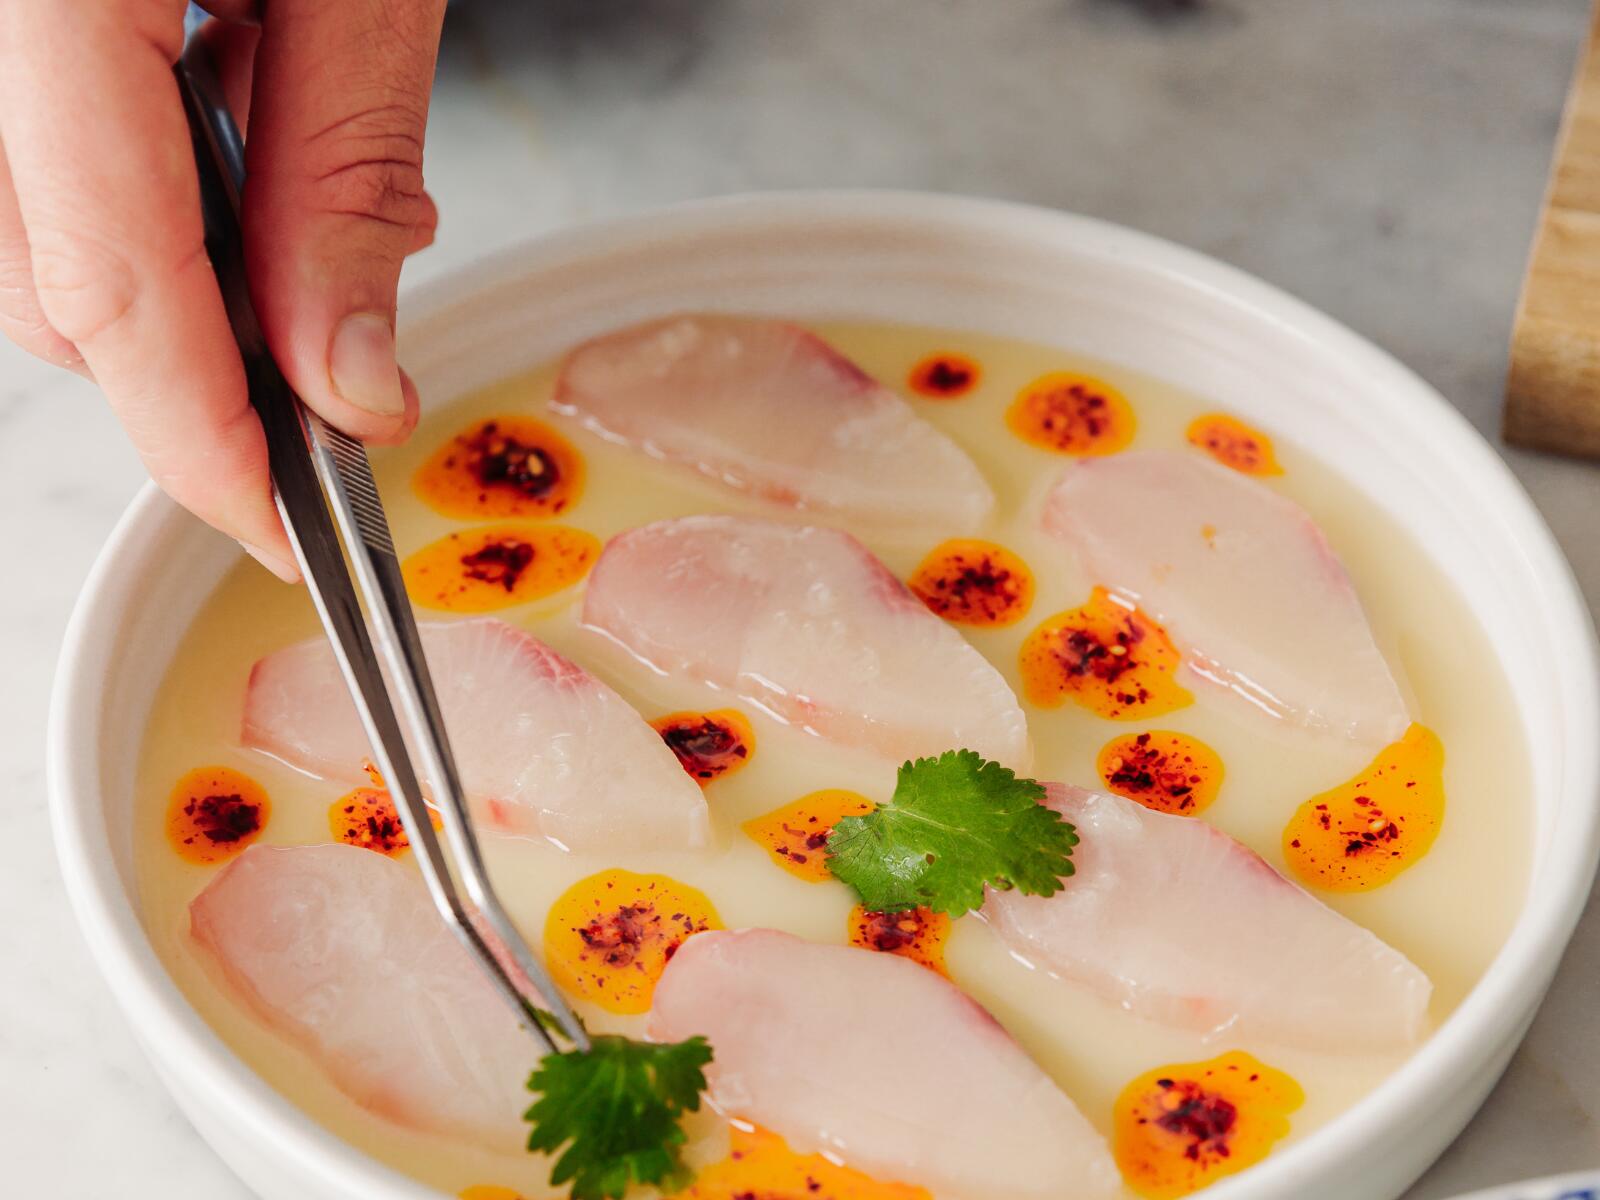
[859,911,921,954]
[184,793,261,845]
[1007,372,1136,455]
[465,421,560,498]
[575,902,709,971]
[907,352,982,398]
[166,767,273,865]
[795,824,830,855]
[347,806,403,851]
[415,416,584,520]
[650,710,755,784]
[744,790,876,883]
[578,904,655,968]
[1283,725,1445,892]
[1020,590,1194,720]
[1153,1079,1240,1158]
[848,905,951,975]
[329,788,435,856]
[545,869,722,1014]
[1186,413,1283,476]
[1097,731,1224,816]
[1115,1051,1303,1196]
[458,538,536,591]
[329,793,403,857]
[907,539,1035,627]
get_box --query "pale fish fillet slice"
[581,515,1031,769]
[240,617,709,851]
[982,784,1433,1050]
[649,928,1118,1200]
[1043,449,1410,749]
[552,314,996,530]
[190,843,535,1149]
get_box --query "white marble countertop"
[3,1,1598,1196]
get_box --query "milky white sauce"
[135,321,1531,1198]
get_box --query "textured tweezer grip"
[313,417,397,557]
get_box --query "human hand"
[0,0,448,580]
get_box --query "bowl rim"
[47,189,1600,1199]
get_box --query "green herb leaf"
[826,749,1077,917]
[524,1034,712,1200]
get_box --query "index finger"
[0,0,296,579]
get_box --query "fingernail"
[241,541,301,584]
[328,312,405,417]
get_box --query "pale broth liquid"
[135,321,1531,1198]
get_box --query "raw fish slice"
[582,515,1031,768]
[552,314,995,530]
[1043,449,1409,748]
[190,844,533,1148]
[649,928,1118,1200]
[982,784,1432,1049]
[242,618,708,851]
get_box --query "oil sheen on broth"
[134,320,1532,1199]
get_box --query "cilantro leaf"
[826,749,1077,917]
[524,1034,712,1200]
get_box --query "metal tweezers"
[174,30,588,1056]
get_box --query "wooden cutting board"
[1505,2,1600,458]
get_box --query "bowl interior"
[51,192,1600,1199]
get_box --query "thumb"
[240,0,446,442]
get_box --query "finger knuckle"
[308,105,429,233]
[27,233,141,347]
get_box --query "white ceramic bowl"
[48,192,1600,1200]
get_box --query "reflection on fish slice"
[982,784,1432,1050]
[241,618,708,851]
[648,928,1119,1200]
[190,844,534,1149]
[582,515,1031,769]
[1043,449,1409,750]
[553,314,996,530]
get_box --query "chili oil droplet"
[414,415,584,519]
[1186,413,1283,476]
[907,538,1035,628]
[544,868,721,1014]
[1007,371,1135,455]
[165,766,270,866]
[743,790,876,883]
[1114,1050,1302,1199]
[402,523,598,613]
[848,905,951,976]
[1097,730,1224,815]
[651,709,756,785]
[1283,724,1444,891]
[907,352,982,399]
[1019,587,1192,719]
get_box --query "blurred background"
[2,1,1596,1195]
